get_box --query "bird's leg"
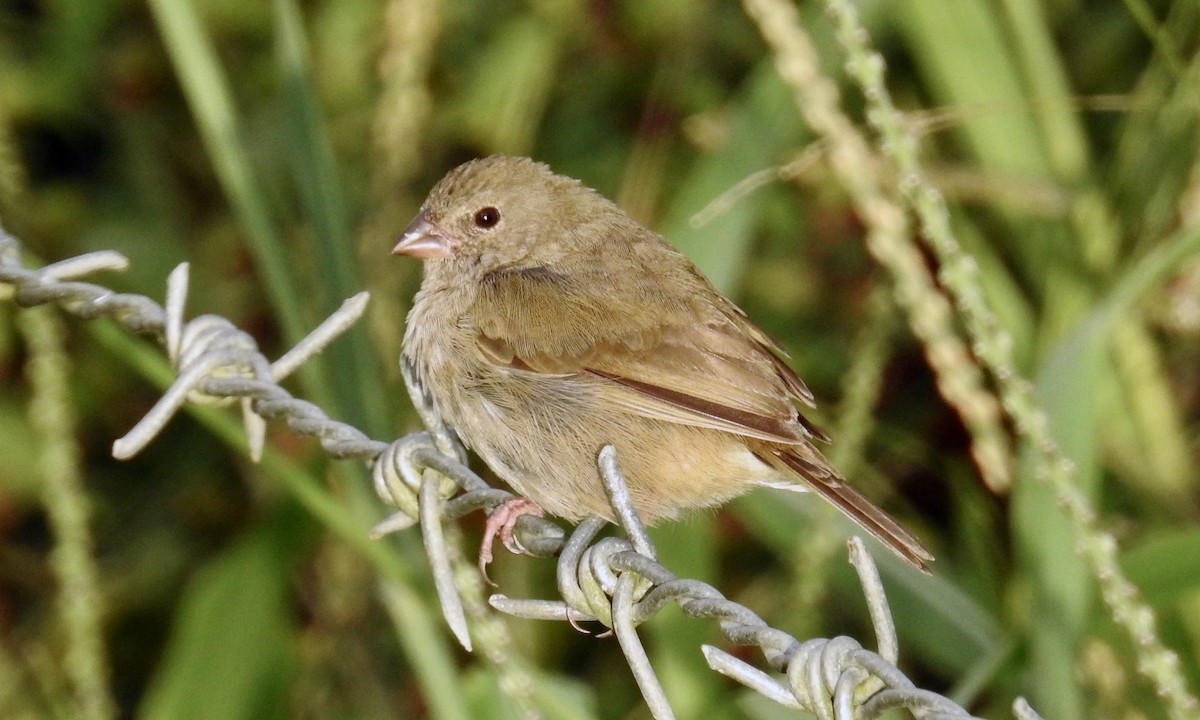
[479,497,545,578]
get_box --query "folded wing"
[471,261,931,571]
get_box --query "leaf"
[138,521,296,720]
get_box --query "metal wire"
[1,227,1044,720]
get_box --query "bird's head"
[393,155,613,281]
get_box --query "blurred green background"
[1,0,1199,718]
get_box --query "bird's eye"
[473,207,501,229]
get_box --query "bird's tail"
[757,445,933,573]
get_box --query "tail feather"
[758,445,933,573]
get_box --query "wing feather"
[471,264,824,444]
[758,446,933,572]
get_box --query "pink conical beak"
[392,211,459,259]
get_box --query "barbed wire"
[1,226,1042,720]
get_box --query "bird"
[393,155,932,573]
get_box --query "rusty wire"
[1,227,1042,720]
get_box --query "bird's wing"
[473,264,933,572]
[471,264,826,445]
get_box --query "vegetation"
[1,0,1198,718]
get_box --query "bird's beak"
[392,211,459,259]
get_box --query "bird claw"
[478,497,545,582]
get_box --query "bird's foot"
[479,497,545,582]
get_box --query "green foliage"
[139,515,298,720]
[1,0,1198,718]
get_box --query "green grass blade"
[138,520,297,720]
[272,0,389,436]
[1017,217,1200,719]
[145,0,309,354]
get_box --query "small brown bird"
[395,155,931,572]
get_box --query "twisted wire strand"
[0,227,1041,720]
